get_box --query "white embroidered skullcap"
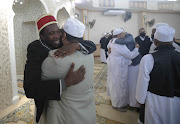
[113,29,123,36]
[154,25,175,42]
[153,23,169,29]
[63,18,85,38]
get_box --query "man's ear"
[62,32,66,41]
[154,39,158,46]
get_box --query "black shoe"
[112,106,127,112]
[136,108,140,113]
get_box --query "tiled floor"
[0,57,139,124]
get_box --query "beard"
[50,36,63,49]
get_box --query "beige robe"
[37,50,96,124]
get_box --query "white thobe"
[107,38,139,108]
[106,39,114,96]
[38,51,96,124]
[136,54,180,124]
[100,49,107,63]
[149,42,180,53]
[128,64,140,108]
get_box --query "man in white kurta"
[149,22,180,53]
[149,42,180,53]
[38,18,96,124]
[115,32,142,108]
[107,29,139,108]
[136,26,180,124]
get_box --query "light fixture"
[102,10,126,16]
[56,0,60,3]
[74,0,82,4]
[13,0,24,5]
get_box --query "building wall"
[0,2,13,111]
[146,12,180,39]
[79,9,180,57]
[87,11,139,44]
[13,0,46,75]
[57,7,70,28]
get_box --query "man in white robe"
[149,23,180,53]
[115,31,142,108]
[39,18,96,124]
[107,29,139,109]
[136,25,180,124]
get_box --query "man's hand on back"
[65,63,86,87]
[54,43,80,58]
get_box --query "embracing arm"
[54,40,96,58]
[116,44,139,59]
[79,40,96,54]
[136,55,154,104]
[23,44,61,100]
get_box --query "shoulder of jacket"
[27,40,43,51]
[145,36,150,39]
[28,40,40,47]
[135,36,140,39]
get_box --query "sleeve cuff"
[79,43,89,54]
[59,79,67,96]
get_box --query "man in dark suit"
[100,33,109,63]
[135,28,152,57]
[23,14,96,123]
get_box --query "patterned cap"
[37,14,57,32]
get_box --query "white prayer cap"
[154,25,175,42]
[104,33,107,36]
[63,18,85,38]
[113,29,123,36]
[153,23,169,29]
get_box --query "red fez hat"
[37,14,57,32]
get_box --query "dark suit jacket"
[23,40,96,123]
[135,36,152,56]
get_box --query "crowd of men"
[23,13,180,124]
[100,23,180,124]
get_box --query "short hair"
[113,35,118,38]
[155,39,172,46]
[139,28,145,33]
[61,29,83,42]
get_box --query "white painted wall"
[13,0,46,75]
[75,8,83,22]
[57,7,70,28]
[87,11,139,44]
[78,9,180,44]
[0,0,14,110]
[146,12,180,39]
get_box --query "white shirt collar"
[139,36,145,41]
